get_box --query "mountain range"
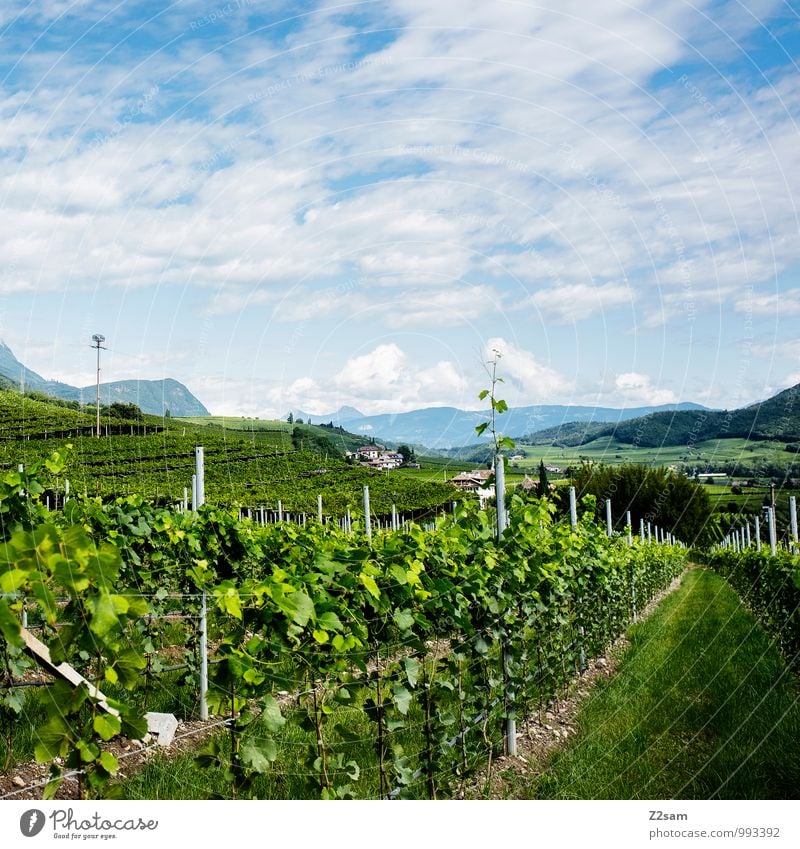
[0,341,210,417]
[296,400,709,450]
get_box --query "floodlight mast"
[91,334,106,437]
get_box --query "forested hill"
[526,383,800,448]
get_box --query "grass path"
[517,567,800,799]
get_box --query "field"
[510,435,796,472]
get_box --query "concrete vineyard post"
[626,511,632,547]
[363,485,372,544]
[195,446,205,508]
[317,494,323,525]
[790,496,798,551]
[605,499,612,537]
[755,515,761,551]
[195,446,208,722]
[768,507,777,556]
[746,523,751,547]
[647,522,652,543]
[639,518,645,542]
[493,453,515,756]
[569,487,586,673]
[569,486,577,530]
[278,500,283,523]
[391,503,398,532]
[191,475,197,512]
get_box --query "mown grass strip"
[520,567,800,799]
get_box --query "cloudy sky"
[0,0,798,417]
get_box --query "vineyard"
[0,390,459,514]
[0,449,689,799]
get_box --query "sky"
[0,0,798,418]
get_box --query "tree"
[104,402,143,420]
[536,459,549,497]
[397,445,415,465]
[569,461,716,546]
[287,412,294,424]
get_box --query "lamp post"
[91,334,106,437]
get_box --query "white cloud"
[613,372,677,406]
[485,337,571,401]
[735,288,800,315]
[528,281,633,323]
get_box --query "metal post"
[605,498,612,537]
[363,485,372,544]
[569,486,577,530]
[495,455,507,539]
[768,507,777,556]
[493,456,514,756]
[317,494,323,525]
[199,591,208,721]
[91,334,106,438]
[755,515,761,551]
[195,446,205,508]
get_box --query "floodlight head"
[92,334,105,344]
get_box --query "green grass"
[514,568,800,799]
[511,436,797,472]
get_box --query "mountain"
[588,384,800,447]
[0,341,210,417]
[335,402,708,450]
[289,406,365,424]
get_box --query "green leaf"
[317,611,342,631]
[0,599,22,648]
[403,657,421,688]
[474,422,489,437]
[260,695,285,733]
[359,572,380,600]
[274,590,315,626]
[392,684,412,715]
[99,751,118,774]
[0,568,27,592]
[93,713,122,741]
[393,609,415,631]
[87,593,120,637]
[240,737,277,773]
[478,389,490,400]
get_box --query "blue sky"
[0,0,798,417]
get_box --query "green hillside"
[578,383,800,448]
[0,390,460,515]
